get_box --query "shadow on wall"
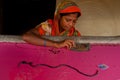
[1,0,56,35]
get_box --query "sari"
[38,0,81,36]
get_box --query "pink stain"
[0,42,120,80]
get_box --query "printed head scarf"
[52,0,81,36]
[55,0,81,16]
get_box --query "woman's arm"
[22,27,75,49]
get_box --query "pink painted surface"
[0,42,120,80]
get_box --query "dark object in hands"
[71,43,90,51]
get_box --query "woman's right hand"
[55,39,76,49]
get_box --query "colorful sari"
[38,0,81,36]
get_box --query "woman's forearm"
[22,31,59,48]
[22,28,75,49]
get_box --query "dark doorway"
[2,0,56,35]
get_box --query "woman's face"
[59,13,78,31]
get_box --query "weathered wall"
[57,0,120,36]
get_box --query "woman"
[22,0,82,49]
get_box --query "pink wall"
[0,42,120,80]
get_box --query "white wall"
[56,0,120,36]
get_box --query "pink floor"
[0,42,120,80]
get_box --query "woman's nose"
[69,22,74,27]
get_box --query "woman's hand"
[55,39,76,49]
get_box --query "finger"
[66,40,75,47]
[64,43,70,49]
[65,41,73,49]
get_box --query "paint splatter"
[98,64,109,70]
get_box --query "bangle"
[44,40,46,46]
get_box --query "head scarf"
[51,0,81,36]
[55,0,81,15]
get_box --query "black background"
[2,0,56,35]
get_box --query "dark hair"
[60,12,81,18]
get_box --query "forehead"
[63,13,78,18]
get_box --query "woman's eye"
[65,18,77,24]
[66,19,70,22]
